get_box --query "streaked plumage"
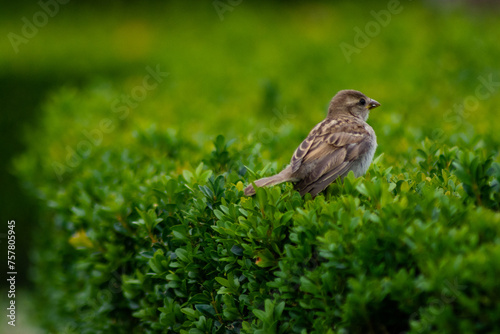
[244,89,380,197]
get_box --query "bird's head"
[327,90,380,121]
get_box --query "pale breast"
[349,125,377,178]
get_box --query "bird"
[244,89,380,197]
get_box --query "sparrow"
[244,89,380,197]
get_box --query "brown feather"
[291,119,372,196]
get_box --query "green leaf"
[175,248,190,263]
[195,304,216,319]
[300,276,320,294]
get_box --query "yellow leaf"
[236,181,244,192]
[401,181,410,193]
[69,229,93,249]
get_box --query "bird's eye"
[359,98,366,106]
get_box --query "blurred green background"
[1,0,500,332]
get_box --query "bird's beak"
[367,99,381,110]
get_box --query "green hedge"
[11,3,500,333]
[15,86,500,333]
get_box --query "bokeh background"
[1,0,500,332]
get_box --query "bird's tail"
[244,167,292,196]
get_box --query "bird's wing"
[291,117,372,195]
[290,120,326,173]
[290,117,368,173]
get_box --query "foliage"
[10,1,500,333]
[16,112,500,333]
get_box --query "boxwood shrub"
[15,87,500,334]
